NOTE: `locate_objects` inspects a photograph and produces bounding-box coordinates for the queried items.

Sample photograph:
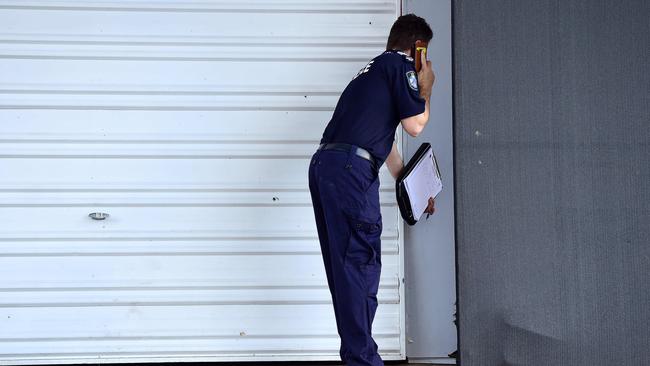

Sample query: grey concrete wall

[402,0,457,363]
[453,1,650,365]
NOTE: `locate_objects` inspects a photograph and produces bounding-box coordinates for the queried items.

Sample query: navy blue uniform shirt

[319,49,426,166]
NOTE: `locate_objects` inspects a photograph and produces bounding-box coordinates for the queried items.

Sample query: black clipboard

[395,142,442,226]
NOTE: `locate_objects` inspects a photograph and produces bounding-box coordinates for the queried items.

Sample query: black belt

[318,142,377,166]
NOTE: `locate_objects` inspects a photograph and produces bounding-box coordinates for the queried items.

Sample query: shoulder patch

[406,71,418,91]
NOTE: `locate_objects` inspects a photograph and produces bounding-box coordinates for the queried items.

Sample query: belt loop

[344,144,356,169]
[311,148,320,165]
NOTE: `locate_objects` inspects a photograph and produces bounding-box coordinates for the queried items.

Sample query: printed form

[403,148,443,221]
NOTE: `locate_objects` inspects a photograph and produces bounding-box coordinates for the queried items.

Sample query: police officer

[308,14,436,366]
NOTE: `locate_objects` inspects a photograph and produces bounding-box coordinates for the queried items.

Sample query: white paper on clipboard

[402,147,442,221]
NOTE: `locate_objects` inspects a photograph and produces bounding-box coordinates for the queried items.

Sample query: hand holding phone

[413,40,427,72]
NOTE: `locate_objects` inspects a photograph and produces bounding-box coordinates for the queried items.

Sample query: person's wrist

[420,89,431,100]
[395,166,404,179]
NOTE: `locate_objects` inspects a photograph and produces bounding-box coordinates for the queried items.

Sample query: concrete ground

[130,362,452,366]
[194,364,449,366]
[104,362,453,366]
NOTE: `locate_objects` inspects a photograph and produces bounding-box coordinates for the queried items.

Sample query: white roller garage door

[0,1,405,364]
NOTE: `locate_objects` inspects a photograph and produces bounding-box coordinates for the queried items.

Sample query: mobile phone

[413,40,427,72]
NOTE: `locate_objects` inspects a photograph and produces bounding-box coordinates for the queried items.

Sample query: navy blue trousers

[308,145,384,366]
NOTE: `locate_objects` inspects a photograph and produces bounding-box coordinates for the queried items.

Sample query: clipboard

[395,142,442,226]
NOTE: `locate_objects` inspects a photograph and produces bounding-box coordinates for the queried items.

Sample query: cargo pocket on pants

[343,214,382,266]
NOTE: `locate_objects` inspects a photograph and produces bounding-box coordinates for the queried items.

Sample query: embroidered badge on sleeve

[406,71,418,91]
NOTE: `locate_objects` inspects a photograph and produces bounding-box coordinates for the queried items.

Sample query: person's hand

[417,50,435,94]
[425,197,436,216]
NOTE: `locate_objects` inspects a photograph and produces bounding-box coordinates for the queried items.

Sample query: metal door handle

[88,212,110,220]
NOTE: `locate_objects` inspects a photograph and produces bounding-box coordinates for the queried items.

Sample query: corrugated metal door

[0,1,405,364]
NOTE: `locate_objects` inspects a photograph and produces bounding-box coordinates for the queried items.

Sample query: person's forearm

[386,142,404,180]
[418,89,431,129]
[420,84,431,101]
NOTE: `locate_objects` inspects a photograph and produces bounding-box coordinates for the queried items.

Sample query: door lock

[88,212,110,220]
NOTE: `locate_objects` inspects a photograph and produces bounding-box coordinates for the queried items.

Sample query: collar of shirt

[383,49,414,62]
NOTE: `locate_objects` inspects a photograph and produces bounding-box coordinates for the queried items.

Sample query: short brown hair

[385,13,433,51]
